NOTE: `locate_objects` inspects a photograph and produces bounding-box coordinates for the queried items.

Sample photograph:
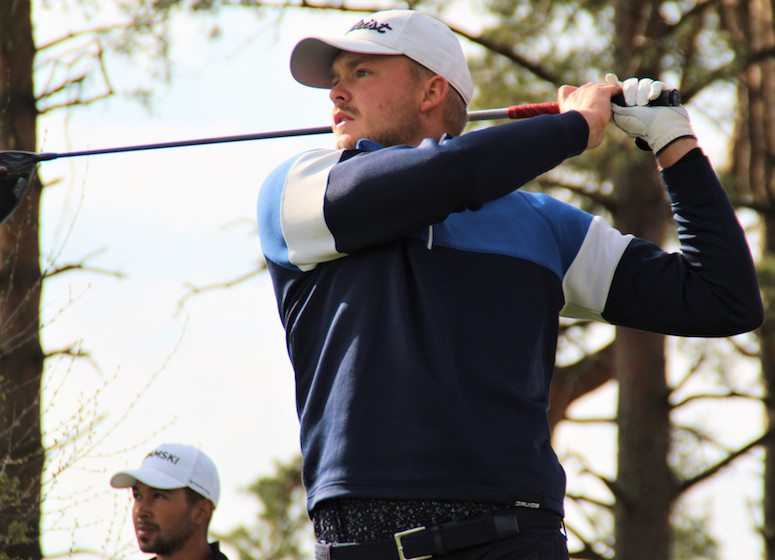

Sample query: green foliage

[0,470,36,559]
[218,454,314,560]
[671,509,719,560]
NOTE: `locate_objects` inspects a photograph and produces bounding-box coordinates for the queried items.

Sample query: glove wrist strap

[654,134,696,156]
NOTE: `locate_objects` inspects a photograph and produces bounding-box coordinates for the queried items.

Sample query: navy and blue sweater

[257,111,763,515]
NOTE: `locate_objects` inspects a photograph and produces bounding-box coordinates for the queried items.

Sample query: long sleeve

[258,112,589,271]
[599,154,763,336]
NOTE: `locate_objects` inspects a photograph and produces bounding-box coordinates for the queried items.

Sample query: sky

[23,3,765,559]
[34,6,340,558]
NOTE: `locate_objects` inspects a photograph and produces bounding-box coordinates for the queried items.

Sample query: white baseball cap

[290,9,474,106]
[110,443,220,507]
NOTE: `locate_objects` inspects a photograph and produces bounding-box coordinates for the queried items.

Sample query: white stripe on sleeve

[282,150,347,271]
[561,216,633,321]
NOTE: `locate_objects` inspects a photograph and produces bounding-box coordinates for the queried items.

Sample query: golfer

[257,9,763,560]
[110,443,228,560]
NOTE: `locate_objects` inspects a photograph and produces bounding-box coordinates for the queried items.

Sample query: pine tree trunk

[609,154,674,559]
[726,0,775,556]
[613,329,672,559]
[0,1,44,558]
[760,300,775,560]
[608,0,681,553]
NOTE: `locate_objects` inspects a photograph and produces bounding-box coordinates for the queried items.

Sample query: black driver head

[0,151,41,225]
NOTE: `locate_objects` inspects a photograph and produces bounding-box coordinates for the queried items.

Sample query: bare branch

[565,491,615,510]
[678,429,775,494]
[673,422,721,450]
[221,1,561,82]
[563,416,616,424]
[35,23,133,53]
[562,503,613,560]
[175,265,266,314]
[38,71,89,101]
[727,335,761,358]
[43,247,126,281]
[566,540,611,560]
[673,389,762,409]
[38,91,115,115]
[669,346,707,400]
[534,176,617,211]
[43,344,92,362]
[447,25,559,85]
[561,451,619,502]
[36,39,115,114]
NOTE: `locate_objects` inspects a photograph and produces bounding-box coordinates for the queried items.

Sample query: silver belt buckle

[394,526,432,560]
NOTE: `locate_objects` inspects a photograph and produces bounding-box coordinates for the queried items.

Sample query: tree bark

[608,0,680,554]
[613,328,673,560]
[725,0,775,556]
[609,121,674,559]
[760,296,775,560]
[0,1,44,558]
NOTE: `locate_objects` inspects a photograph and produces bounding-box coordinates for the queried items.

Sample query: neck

[157,539,212,560]
[416,113,448,145]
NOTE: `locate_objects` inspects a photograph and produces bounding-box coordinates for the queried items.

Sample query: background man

[257,9,762,560]
[110,443,227,560]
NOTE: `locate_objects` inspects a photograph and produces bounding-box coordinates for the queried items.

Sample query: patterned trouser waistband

[311,498,515,544]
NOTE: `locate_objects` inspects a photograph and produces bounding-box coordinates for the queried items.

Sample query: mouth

[135,522,159,539]
[333,111,354,128]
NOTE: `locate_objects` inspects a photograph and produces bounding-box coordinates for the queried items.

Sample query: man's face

[329,52,426,149]
[132,482,195,555]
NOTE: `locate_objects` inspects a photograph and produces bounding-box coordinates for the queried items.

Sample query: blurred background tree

[216,455,313,560]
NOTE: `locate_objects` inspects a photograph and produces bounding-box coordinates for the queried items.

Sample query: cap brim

[290,37,402,89]
[110,468,186,491]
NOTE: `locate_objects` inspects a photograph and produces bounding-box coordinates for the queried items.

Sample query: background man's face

[132,483,195,555]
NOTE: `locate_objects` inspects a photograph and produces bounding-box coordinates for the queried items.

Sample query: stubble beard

[335,104,424,150]
[136,513,195,555]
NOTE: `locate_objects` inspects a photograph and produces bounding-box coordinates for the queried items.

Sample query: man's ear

[420,75,449,114]
[192,498,215,526]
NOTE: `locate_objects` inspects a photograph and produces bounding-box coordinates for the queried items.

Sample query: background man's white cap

[290,9,474,106]
[110,443,220,507]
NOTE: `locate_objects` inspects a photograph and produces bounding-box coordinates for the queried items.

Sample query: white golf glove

[605,73,695,154]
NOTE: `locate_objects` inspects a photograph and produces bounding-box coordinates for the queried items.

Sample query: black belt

[314,508,562,560]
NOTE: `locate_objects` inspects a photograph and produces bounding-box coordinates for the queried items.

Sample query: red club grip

[506,102,560,119]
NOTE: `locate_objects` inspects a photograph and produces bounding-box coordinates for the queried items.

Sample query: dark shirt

[150,541,228,560]
[210,542,229,560]
[257,112,763,516]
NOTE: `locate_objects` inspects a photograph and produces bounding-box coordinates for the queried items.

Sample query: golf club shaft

[1,91,683,225]
[35,102,561,163]
[34,90,681,162]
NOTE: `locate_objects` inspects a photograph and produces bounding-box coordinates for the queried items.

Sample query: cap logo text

[147,450,180,464]
[348,19,392,34]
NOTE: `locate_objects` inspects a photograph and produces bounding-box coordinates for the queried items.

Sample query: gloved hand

[605,73,695,154]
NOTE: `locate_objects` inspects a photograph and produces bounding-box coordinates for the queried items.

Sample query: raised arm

[259,111,590,269]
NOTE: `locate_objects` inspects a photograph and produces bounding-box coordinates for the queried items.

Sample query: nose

[133,497,150,519]
[329,80,349,104]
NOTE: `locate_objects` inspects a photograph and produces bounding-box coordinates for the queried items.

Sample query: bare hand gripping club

[0,90,680,225]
